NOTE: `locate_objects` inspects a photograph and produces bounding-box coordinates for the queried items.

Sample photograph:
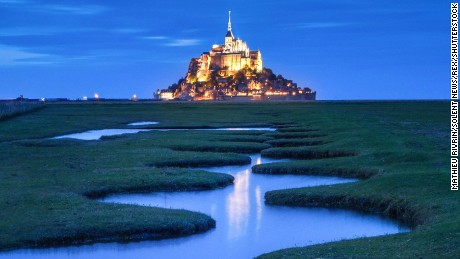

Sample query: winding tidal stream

[2,154,409,259]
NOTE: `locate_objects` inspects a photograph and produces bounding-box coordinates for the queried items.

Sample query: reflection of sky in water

[51,127,275,140]
[2,154,409,259]
[127,121,159,126]
[52,129,152,140]
[211,128,275,131]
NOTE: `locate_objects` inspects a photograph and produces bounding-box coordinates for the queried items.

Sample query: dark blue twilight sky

[0,0,450,100]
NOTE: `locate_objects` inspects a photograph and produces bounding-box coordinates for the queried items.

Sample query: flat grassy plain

[0,101,456,258]
[0,101,44,121]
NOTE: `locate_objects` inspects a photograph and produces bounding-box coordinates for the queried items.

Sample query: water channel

[52,126,276,141]
[2,153,409,259]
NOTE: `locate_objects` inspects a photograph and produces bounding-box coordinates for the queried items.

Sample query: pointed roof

[225,11,234,38]
[226,30,234,38]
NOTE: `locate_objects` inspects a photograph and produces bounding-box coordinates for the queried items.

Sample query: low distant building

[159,90,174,100]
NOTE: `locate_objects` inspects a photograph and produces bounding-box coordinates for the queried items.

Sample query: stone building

[186,11,263,83]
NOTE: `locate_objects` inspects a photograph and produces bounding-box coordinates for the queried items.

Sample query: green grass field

[0,101,456,258]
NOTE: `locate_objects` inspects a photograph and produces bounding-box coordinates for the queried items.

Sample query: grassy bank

[0,101,456,258]
[253,101,456,258]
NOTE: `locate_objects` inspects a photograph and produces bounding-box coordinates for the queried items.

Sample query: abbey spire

[225,11,234,40]
[228,11,232,32]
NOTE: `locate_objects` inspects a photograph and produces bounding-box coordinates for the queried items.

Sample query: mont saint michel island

[156,12,316,101]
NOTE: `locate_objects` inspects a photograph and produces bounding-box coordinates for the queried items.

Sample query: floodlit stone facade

[186,11,263,83]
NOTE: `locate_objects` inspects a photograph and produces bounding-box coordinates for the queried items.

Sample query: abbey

[157,12,316,101]
[186,11,263,83]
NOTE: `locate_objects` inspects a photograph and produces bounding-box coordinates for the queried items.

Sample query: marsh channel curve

[3,127,409,259]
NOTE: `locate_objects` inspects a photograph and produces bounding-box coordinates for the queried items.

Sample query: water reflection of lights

[226,157,270,239]
[255,186,263,232]
[254,154,264,231]
[256,156,262,165]
[226,169,250,240]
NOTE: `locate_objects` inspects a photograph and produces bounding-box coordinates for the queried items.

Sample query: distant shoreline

[0,99,449,104]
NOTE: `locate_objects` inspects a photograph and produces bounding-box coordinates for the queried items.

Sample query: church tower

[225,11,234,46]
